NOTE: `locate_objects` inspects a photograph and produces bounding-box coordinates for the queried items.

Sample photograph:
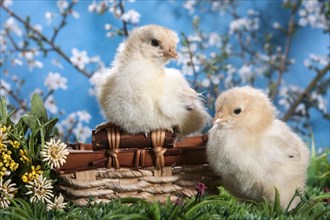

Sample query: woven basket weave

[57,124,219,206]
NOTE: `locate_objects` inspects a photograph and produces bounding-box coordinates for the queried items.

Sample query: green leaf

[20,114,38,130]
[273,188,282,216]
[0,96,8,123]
[30,93,48,123]
[150,202,161,220]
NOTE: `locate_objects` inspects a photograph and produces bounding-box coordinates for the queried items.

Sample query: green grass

[1,143,329,220]
[0,184,329,220]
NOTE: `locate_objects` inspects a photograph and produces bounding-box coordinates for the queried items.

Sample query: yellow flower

[9,140,20,149]
[21,165,44,183]
[19,149,30,163]
[22,174,28,183]
[0,125,7,132]
[0,126,8,148]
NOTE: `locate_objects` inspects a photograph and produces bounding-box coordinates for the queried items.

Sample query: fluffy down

[207,86,309,210]
[96,25,211,135]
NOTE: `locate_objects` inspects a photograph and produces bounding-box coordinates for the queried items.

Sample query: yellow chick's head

[213,86,277,132]
[122,25,179,65]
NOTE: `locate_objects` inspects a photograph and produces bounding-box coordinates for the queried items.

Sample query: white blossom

[28,60,43,71]
[70,48,90,70]
[296,103,306,116]
[71,10,80,19]
[298,0,329,30]
[61,113,77,128]
[210,75,220,85]
[88,1,98,12]
[26,175,53,203]
[208,32,222,47]
[45,12,55,25]
[4,17,22,36]
[31,88,44,96]
[57,0,69,13]
[273,22,280,29]
[188,34,202,42]
[104,23,112,30]
[311,92,327,113]
[177,51,200,76]
[41,138,69,169]
[33,24,43,32]
[51,59,64,69]
[201,78,210,87]
[45,95,58,114]
[229,17,259,34]
[89,55,101,63]
[10,109,25,124]
[73,123,92,143]
[0,178,17,208]
[47,194,67,211]
[183,0,196,14]
[76,111,91,123]
[3,0,13,7]
[303,59,311,68]
[238,64,254,83]
[11,58,23,66]
[120,9,141,24]
[278,98,290,110]
[247,9,259,16]
[0,79,11,97]
[44,72,68,91]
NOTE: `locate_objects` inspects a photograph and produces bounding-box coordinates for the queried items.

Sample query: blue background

[1,0,329,148]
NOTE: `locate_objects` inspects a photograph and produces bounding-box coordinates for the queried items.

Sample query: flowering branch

[118,0,129,37]
[50,1,75,43]
[0,3,92,78]
[282,62,330,121]
[270,1,301,100]
[0,84,27,111]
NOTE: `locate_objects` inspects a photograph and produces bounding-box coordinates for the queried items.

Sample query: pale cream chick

[96,25,211,135]
[207,86,309,210]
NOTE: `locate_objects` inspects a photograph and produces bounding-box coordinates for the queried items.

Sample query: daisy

[26,175,53,203]
[0,178,17,208]
[46,194,67,211]
[41,138,69,169]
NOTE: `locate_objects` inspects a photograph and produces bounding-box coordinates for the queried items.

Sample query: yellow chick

[207,86,310,210]
[96,25,211,135]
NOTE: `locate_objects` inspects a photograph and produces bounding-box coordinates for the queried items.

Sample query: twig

[0,84,27,111]
[182,34,199,86]
[282,63,330,121]
[1,4,92,78]
[51,1,75,43]
[6,30,20,51]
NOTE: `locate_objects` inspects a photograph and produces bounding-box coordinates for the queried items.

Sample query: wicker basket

[57,124,220,206]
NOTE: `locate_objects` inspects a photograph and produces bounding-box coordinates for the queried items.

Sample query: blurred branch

[0,84,27,111]
[282,62,330,121]
[0,3,93,78]
[270,1,301,100]
[182,34,199,86]
[50,1,75,43]
[118,0,129,37]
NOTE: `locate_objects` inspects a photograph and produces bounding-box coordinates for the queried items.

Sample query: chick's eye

[151,39,160,47]
[234,108,241,115]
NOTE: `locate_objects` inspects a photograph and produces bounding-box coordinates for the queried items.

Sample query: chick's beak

[213,118,223,125]
[212,111,224,124]
[163,48,178,59]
